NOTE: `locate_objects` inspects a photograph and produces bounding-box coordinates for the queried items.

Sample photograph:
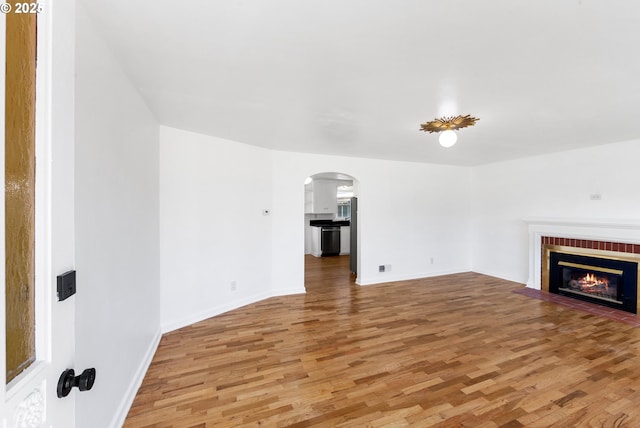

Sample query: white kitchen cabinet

[304,183,313,214]
[305,179,337,214]
[340,226,350,255]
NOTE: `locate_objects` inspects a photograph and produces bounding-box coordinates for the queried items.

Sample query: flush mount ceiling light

[419,114,479,148]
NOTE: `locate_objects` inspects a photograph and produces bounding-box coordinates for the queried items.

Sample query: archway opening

[303,172,359,292]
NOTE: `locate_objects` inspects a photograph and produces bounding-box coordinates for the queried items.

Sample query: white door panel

[1,1,77,426]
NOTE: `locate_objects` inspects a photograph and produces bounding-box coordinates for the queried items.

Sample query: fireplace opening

[548,250,638,314]
[559,262,621,304]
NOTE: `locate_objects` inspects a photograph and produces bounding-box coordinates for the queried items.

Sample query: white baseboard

[161,287,306,334]
[269,287,306,298]
[356,268,469,286]
[109,329,162,428]
[470,268,526,285]
[356,269,527,287]
[108,287,305,427]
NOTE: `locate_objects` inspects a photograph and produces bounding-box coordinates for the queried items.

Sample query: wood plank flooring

[124,256,640,427]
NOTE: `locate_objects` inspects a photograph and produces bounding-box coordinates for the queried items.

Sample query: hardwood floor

[124,256,640,427]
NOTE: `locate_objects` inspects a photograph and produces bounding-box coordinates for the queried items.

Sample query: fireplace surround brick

[542,236,640,255]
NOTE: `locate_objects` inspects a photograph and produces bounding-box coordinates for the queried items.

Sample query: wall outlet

[230,281,237,291]
[430,257,434,265]
[379,265,385,272]
[590,193,602,200]
[385,264,392,272]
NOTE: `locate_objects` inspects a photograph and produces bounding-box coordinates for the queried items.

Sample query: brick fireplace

[541,236,640,314]
[525,218,640,314]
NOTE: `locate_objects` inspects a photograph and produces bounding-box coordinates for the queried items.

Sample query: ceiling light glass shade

[439,130,457,147]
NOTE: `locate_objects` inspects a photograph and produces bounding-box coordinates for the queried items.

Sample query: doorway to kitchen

[303,172,359,290]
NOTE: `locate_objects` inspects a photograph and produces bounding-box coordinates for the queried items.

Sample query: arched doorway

[303,172,359,290]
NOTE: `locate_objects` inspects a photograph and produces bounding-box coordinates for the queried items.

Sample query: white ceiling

[80,0,640,166]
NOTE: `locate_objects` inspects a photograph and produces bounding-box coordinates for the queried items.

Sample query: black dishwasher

[321,226,341,256]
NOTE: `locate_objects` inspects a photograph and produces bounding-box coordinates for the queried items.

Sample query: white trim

[109,329,162,428]
[471,268,524,285]
[5,363,46,401]
[523,217,640,229]
[34,0,55,365]
[356,268,470,286]
[0,8,7,397]
[161,288,305,333]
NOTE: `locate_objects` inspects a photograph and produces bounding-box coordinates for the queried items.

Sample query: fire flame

[580,273,608,290]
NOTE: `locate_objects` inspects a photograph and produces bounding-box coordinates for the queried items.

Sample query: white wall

[160,127,472,330]
[159,126,275,332]
[471,139,640,283]
[75,6,160,428]
[272,151,472,288]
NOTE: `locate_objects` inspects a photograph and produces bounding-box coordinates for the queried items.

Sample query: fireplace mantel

[523,217,640,289]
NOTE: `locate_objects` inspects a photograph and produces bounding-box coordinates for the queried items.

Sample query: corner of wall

[160,288,305,334]
[108,329,162,428]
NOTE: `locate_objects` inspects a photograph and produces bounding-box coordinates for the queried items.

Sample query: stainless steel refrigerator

[350,197,357,274]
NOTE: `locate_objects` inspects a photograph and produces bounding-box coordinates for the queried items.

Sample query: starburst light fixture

[419,114,479,148]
